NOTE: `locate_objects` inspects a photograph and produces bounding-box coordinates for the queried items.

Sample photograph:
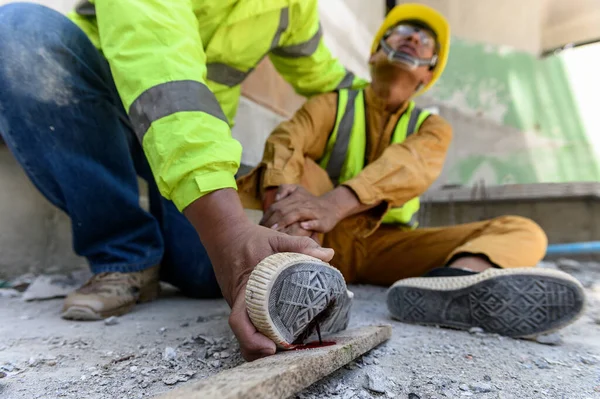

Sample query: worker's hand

[184,188,334,361]
[223,222,333,360]
[260,185,344,234]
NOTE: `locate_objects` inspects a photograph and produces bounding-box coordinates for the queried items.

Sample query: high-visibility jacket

[319,89,430,228]
[69,0,365,211]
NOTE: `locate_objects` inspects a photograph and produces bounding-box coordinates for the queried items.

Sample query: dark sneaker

[387,267,586,337]
[246,253,353,349]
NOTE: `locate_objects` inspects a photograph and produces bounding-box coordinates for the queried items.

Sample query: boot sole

[387,268,586,337]
[246,253,351,349]
[61,281,160,321]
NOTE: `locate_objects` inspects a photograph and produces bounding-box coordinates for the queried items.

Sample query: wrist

[184,188,251,250]
[323,186,361,221]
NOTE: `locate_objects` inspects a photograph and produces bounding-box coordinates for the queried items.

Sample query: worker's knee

[493,215,548,262]
[0,4,86,105]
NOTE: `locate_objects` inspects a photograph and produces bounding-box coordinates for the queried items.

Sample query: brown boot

[61,265,160,320]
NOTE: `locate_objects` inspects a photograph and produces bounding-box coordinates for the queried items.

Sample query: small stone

[28,357,40,367]
[470,383,493,393]
[163,347,177,361]
[162,374,180,386]
[104,316,119,326]
[194,335,215,345]
[19,315,32,320]
[363,373,388,394]
[408,394,421,399]
[91,371,99,377]
[459,384,470,391]
[0,371,6,378]
[219,351,231,359]
[81,375,87,381]
[536,333,563,346]
[130,366,138,372]
[468,327,484,334]
[210,360,221,368]
[483,375,492,382]
[533,358,550,369]
[1,363,15,372]
[180,322,190,328]
[159,327,167,333]
[580,356,598,365]
[47,360,57,367]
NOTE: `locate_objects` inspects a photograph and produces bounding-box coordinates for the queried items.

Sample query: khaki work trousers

[238,159,548,286]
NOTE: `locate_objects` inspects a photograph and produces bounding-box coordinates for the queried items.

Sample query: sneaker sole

[387,268,586,337]
[246,252,351,349]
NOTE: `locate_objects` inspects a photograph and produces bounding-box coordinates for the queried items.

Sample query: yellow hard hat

[371,3,450,96]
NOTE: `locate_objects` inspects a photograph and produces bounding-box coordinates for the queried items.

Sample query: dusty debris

[580,355,598,365]
[459,383,470,391]
[535,332,563,346]
[8,273,36,292]
[470,382,494,393]
[104,316,119,326]
[556,258,581,273]
[0,288,20,298]
[22,271,90,301]
[363,370,389,394]
[163,347,177,361]
[533,358,551,369]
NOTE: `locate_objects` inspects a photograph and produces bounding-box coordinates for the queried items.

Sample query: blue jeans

[0,3,221,298]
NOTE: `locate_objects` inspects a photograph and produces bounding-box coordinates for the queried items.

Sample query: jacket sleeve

[94,0,242,212]
[260,93,338,188]
[268,0,367,97]
[343,114,453,207]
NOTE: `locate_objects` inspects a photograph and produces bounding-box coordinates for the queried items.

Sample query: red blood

[291,341,336,350]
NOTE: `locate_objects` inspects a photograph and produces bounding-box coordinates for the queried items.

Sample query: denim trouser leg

[0,3,220,298]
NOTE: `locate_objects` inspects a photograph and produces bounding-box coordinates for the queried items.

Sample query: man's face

[384,23,436,60]
[370,21,437,88]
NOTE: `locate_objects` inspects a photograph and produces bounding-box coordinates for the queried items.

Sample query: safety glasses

[387,24,437,51]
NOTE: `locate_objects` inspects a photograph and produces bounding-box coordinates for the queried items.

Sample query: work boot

[387,267,586,338]
[246,253,353,349]
[61,265,160,321]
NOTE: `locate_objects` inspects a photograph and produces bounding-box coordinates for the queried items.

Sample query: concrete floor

[1,261,600,399]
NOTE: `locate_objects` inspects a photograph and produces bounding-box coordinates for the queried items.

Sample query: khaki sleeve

[343,114,452,206]
[261,92,338,188]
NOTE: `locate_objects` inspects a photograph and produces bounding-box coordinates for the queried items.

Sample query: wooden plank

[154,325,392,399]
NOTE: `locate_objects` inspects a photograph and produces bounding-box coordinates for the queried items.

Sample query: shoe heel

[138,281,160,303]
[246,252,345,349]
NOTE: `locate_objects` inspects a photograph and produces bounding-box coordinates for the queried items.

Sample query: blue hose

[546,241,600,255]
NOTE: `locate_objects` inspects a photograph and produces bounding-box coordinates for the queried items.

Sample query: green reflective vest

[319,89,430,228]
[69,0,366,211]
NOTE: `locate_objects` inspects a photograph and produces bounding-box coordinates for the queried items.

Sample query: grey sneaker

[246,253,353,349]
[387,267,586,338]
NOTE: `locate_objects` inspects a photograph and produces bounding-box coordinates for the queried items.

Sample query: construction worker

[0,1,364,361]
[238,4,585,338]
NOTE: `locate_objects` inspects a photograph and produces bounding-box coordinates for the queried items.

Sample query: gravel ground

[1,260,599,399]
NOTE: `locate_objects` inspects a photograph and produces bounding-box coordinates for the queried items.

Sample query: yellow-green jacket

[69,0,365,211]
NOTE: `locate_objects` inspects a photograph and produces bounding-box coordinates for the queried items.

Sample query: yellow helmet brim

[371,3,450,96]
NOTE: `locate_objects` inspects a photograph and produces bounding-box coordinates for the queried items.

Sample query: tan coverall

[237,86,548,285]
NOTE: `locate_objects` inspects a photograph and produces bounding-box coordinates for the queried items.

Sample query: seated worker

[238,3,586,338]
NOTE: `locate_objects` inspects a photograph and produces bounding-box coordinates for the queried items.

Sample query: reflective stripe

[129,80,227,142]
[406,106,421,137]
[271,25,323,58]
[207,7,290,87]
[270,7,289,49]
[336,71,355,89]
[75,0,96,16]
[326,89,359,185]
[206,63,250,88]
